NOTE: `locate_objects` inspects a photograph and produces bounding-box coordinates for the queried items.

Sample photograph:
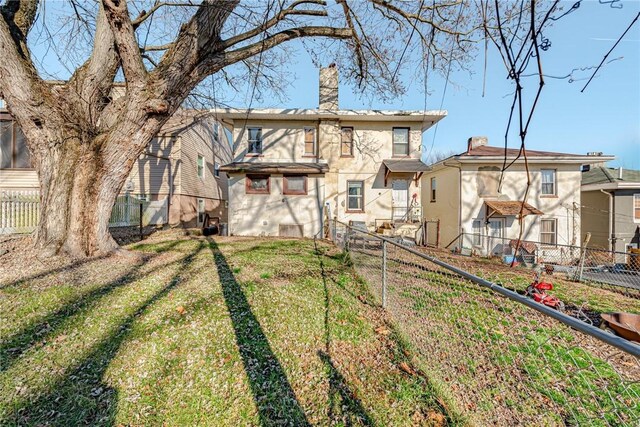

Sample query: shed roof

[220,162,328,174]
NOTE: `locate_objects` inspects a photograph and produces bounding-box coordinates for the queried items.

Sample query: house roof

[434,145,614,166]
[485,200,544,217]
[220,162,329,174]
[582,166,640,185]
[382,159,430,173]
[581,166,640,191]
[211,108,447,132]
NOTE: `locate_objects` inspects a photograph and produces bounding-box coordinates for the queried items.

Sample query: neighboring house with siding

[581,166,640,254]
[0,105,231,228]
[217,66,445,238]
[421,137,613,255]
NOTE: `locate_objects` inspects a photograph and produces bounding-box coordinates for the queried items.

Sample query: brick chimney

[467,136,488,153]
[319,65,338,110]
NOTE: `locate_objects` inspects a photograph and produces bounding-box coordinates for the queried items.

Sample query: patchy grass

[0,234,450,426]
[348,246,640,426]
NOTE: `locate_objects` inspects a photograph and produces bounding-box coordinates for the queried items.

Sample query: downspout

[600,189,613,252]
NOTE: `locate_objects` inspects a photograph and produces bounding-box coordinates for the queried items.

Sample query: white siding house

[421,137,614,254]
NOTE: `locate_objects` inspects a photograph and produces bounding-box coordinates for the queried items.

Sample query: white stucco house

[217,66,445,238]
[421,137,614,255]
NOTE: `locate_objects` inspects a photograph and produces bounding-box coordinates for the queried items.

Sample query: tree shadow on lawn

[207,238,311,426]
[5,241,205,426]
[314,239,375,426]
[0,240,184,373]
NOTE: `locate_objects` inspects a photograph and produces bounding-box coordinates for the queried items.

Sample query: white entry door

[487,218,504,255]
[392,179,409,221]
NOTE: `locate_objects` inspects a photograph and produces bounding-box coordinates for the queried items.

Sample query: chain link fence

[329,220,640,426]
[456,233,640,292]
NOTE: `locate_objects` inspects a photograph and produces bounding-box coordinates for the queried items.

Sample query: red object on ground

[525,276,565,311]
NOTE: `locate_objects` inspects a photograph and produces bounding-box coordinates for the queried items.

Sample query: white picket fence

[109,195,169,227]
[0,190,40,234]
[0,191,168,235]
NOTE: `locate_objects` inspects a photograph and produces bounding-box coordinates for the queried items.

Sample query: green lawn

[0,235,451,426]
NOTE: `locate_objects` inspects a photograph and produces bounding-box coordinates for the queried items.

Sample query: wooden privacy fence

[0,190,40,234]
[1,192,168,235]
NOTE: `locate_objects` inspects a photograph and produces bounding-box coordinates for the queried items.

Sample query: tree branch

[222,0,328,49]
[223,26,352,67]
[102,0,147,85]
[0,0,39,39]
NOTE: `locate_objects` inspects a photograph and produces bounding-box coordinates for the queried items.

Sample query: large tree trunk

[33,129,152,258]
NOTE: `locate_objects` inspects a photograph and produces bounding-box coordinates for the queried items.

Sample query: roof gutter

[582,182,640,191]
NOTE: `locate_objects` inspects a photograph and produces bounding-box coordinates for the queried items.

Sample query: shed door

[392,179,409,220]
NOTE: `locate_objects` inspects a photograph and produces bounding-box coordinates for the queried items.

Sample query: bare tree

[0,0,525,257]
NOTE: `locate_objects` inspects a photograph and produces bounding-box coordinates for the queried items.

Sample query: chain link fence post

[382,240,387,308]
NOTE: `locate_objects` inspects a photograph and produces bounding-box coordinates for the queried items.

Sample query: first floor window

[248,127,262,154]
[472,220,483,246]
[246,174,270,194]
[197,154,204,178]
[392,127,409,157]
[198,199,205,225]
[283,175,307,195]
[540,218,557,245]
[541,169,556,195]
[347,181,364,211]
[341,127,353,157]
[0,120,31,169]
[634,194,640,222]
[304,127,316,156]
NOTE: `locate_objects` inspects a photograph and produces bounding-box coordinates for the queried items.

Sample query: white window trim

[197,198,205,226]
[540,218,557,246]
[540,169,556,196]
[197,154,205,179]
[472,219,483,246]
[214,161,220,178]
[633,193,640,223]
[248,127,262,154]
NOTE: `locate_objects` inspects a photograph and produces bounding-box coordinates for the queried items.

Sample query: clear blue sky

[236,0,640,169]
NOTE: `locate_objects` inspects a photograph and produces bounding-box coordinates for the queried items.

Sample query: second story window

[197,154,205,179]
[0,120,31,169]
[430,177,437,202]
[541,169,556,195]
[393,127,409,157]
[214,161,220,177]
[634,194,640,223]
[304,127,316,156]
[248,127,262,154]
[341,127,353,157]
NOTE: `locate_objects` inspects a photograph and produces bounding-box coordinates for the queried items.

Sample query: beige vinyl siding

[178,119,231,201]
[126,157,173,196]
[0,169,39,190]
